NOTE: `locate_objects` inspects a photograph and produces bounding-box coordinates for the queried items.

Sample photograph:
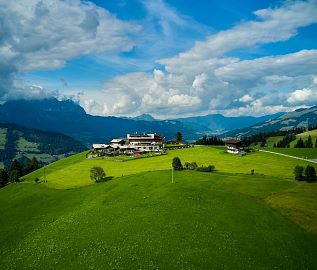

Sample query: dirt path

[259,149,317,164]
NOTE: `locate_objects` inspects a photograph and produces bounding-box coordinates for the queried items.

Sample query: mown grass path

[259,149,317,163]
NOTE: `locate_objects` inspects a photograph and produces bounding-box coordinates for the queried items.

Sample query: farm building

[226,139,248,154]
[127,133,164,151]
[91,133,165,157]
[111,139,126,146]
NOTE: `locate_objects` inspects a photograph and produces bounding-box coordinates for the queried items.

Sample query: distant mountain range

[0,99,285,145]
[173,113,283,134]
[0,99,195,145]
[1,98,315,146]
[224,106,317,138]
[0,123,86,168]
[129,112,283,135]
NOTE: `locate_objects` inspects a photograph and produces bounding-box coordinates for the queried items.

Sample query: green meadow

[262,129,317,158]
[1,146,317,269]
[23,146,317,189]
[261,147,317,159]
[290,129,317,147]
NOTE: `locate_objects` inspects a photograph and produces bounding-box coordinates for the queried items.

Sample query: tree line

[273,133,296,148]
[294,165,316,181]
[172,157,215,172]
[0,157,40,188]
[293,135,317,148]
[195,135,225,146]
[272,134,317,148]
[244,127,307,146]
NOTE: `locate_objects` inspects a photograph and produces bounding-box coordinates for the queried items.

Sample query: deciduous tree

[90,167,106,182]
[294,165,304,180]
[172,157,183,170]
[304,165,316,180]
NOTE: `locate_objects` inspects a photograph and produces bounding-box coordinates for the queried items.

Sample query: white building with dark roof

[127,133,164,152]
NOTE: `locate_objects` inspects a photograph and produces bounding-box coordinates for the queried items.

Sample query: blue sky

[1,0,317,117]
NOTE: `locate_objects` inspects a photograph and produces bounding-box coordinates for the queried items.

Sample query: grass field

[261,147,317,159]
[1,146,317,269]
[1,170,317,269]
[23,146,317,189]
[261,129,317,158]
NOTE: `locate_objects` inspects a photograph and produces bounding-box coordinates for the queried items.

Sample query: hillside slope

[225,106,317,138]
[1,148,317,268]
[0,123,86,168]
[24,146,317,189]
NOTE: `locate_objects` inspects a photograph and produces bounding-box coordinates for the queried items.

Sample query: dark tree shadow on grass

[96,176,114,183]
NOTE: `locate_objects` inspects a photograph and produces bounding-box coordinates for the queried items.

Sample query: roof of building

[127,133,163,140]
[226,139,242,144]
[92,144,113,149]
[118,145,137,150]
[111,138,125,143]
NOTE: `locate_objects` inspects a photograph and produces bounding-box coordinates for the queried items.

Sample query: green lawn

[1,170,317,269]
[23,146,317,189]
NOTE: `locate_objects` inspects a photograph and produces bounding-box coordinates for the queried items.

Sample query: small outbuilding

[226,139,248,154]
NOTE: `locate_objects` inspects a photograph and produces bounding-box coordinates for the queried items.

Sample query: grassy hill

[23,146,317,188]
[260,129,317,159]
[0,123,87,168]
[289,129,317,147]
[1,146,317,269]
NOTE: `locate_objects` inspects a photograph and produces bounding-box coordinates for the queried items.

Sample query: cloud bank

[0,0,139,100]
[1,0,317,117]
[91,0,317,117]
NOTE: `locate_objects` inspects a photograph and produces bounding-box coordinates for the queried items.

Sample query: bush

[196,165,215,172]
[0,169,8,187]
[294,165,304,180]
[304,165,316,181]
[172,157,183,170]
[189,162,198,170]
[90,166,106,182]
[8,170,20,183]
[184,162,190,169]
[34,177,40,184]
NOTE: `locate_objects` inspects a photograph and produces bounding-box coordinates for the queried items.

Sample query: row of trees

[0,157,40,187]
[273,133,296,148]
[195,135,225,146]
[245,127,307,146]
[172,157,215,172]
[294,165,316,181]
[294,136,317,148]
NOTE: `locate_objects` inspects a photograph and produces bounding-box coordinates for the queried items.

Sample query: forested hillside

[0,123,87,168]
[224,106,317,138]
